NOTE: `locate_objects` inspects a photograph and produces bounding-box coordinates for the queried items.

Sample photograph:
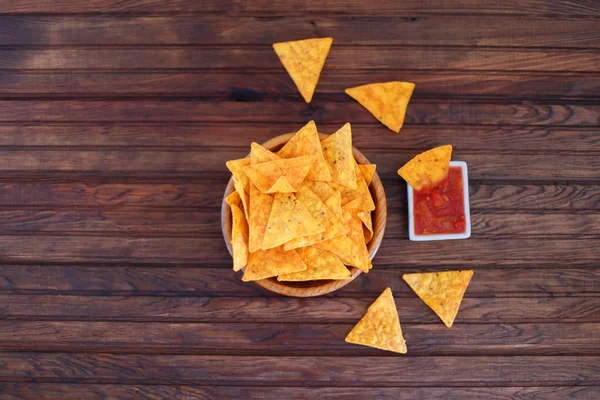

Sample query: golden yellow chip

[242,246,306,282]
[230,203,249,271]
[345,288,407,354]
[273,37,333,103]
[330,166,375,212]
[403,270,473,328]
[357,210,373,243]
[251,142,280,164]
[232,177,250,220]
[243,155,316,194]
[321,123,357,189]
[278,121,331,182]
[226,158,251,191]
[397,145,452,191]
[358,164,376,186]
[225,190,241,207]
[301,180,336,203]
[278,246,351,281]
[314,199,371,273]
[325,191,343,220]
[248,184,274,253]
[262,192,325,250]
[283,185,346,250]
[345,81,415,133]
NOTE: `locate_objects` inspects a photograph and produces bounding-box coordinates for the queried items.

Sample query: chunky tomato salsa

[413,166,466,235]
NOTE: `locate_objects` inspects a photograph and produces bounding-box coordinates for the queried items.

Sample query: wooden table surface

[0,1,599,399]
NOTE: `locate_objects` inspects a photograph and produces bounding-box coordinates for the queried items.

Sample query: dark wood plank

[1,72,598,99]
[0,235,596,266]
[1,266,596,297]
[1,296,597,323]
[0,124,597,153]
[2,384,598,400]
[0,149,596,182]
[2,47,599,72]
[0,100,596,127]
[0,181,598,211]
[0,0,596,16]
[0,209,219,236]
[2,16,599,48]
[0,353,597,385]
[0,321,596,356]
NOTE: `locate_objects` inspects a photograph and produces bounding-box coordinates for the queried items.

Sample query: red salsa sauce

[413,166,466,235]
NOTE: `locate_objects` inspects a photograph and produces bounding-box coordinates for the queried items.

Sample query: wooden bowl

[221,133,387,297]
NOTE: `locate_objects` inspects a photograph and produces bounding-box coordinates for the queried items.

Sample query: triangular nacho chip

[242,246,306,282]
[314,199,371,273]
[321,123,356,189]
[301,180,336,203]
[251,142,280,164]
[278,246,351,281]
[230,203,249,271]
[273,37,333,103]
[248,184,274,253]
[330,165,375,212]
[358,210,373,243]
[262,192,325,249]
[278,121,331,181]
[345,288,407,354]
[233,177,250,220]
[226,158,251,191]
[283,185,346,250]
[325,191,343,220]
[403,270,473,328]
[345,81,415,133]
[243,155,316,194]
[225,190,241,207]
[397,145,452,191]
[358,164,377,186]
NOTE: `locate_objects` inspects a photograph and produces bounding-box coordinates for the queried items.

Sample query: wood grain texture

[0,353,597,385]
[0,266,597,297]
[2,384,599,400]
[2,47,599,72]
[1,296,597,323]
[1,16,599,48]
[0,0,597,16]
[0,321,597,356]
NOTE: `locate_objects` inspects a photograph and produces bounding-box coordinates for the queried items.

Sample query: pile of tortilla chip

[225,120,377,282]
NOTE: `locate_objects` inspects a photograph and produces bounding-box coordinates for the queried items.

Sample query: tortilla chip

[248,184,274,253]
[321,123,357,189]
[403,270,473,328]
[230,204,249,271]
[283,185,346,250]
[345,82,415,133]
[251,142,280,164]
[278,246,351,281]
[345,288,407,354]
[233,177,250,220]
[226,158,251,191]
[225,190,241,207]
[243,155,316,194]
[358,210,373,243]
[330,165,375,212]
[273,37,333,103]
[278,121,331,181]
[302,180,336,203]
[325,191,343,220]
[242,246,306,282]
[397,145,452,191]
[358,164,377,186]
[261,192,325,250]
[314,199,371,273]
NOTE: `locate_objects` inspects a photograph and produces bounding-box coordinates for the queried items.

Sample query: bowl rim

[221,132,387,297]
